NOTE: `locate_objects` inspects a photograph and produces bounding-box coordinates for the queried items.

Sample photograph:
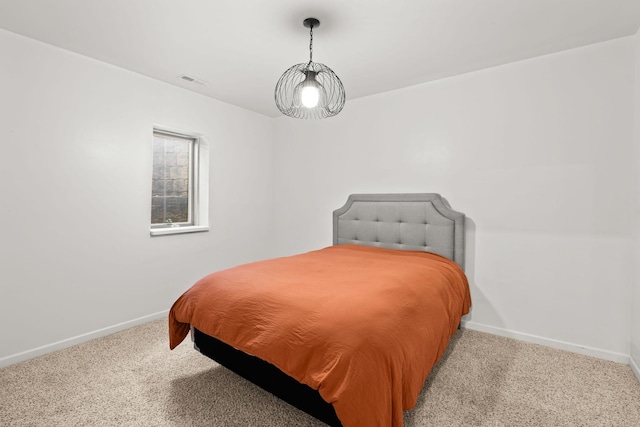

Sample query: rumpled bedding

[169,244,471,427]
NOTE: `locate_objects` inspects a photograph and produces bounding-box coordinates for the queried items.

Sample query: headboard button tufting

[332,193,465,270]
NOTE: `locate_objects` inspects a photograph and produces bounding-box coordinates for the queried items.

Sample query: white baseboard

[3,313,637,377]
[631,356,640,382]
[0,310,169,369]
[462,320,630,364]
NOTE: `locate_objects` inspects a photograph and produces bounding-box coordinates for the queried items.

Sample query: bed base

[193,328,343,427]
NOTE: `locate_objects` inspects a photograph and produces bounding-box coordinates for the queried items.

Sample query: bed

[169,193,470,427]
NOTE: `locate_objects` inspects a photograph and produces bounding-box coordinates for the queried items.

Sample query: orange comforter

[169,244,470,427]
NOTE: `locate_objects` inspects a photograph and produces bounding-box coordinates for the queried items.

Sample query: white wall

[2,26,637,368]
[0,29,274,365]
[632,29,640,376]
[274,37,635,361]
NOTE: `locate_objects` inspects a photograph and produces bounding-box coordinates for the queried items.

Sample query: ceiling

[1,0,640,118]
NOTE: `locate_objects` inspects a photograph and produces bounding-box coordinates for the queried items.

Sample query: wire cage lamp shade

[275,18,345,119]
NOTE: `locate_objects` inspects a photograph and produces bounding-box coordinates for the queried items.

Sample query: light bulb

[301,85,319,108]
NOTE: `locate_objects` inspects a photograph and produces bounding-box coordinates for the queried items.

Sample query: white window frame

[150,126,209,236]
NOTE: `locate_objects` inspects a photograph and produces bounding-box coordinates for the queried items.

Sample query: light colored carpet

[1,320,639,426]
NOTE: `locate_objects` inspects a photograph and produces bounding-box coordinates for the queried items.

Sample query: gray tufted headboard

[333,193,465,269]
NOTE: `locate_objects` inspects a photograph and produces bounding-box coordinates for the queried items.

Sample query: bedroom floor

[1,320,639,426]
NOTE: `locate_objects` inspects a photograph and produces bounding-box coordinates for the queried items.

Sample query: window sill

[150,225,209,236]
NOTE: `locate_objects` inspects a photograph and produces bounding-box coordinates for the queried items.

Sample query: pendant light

[275,18,346,119]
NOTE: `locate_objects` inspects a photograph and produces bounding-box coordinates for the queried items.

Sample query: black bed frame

[193,328,343,426]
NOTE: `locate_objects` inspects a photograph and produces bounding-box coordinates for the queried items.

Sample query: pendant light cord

[308,24,314,65]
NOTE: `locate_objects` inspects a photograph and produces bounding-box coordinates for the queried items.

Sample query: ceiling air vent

[178,74,207,85]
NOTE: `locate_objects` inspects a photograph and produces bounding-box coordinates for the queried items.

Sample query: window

[150,128,208,236]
